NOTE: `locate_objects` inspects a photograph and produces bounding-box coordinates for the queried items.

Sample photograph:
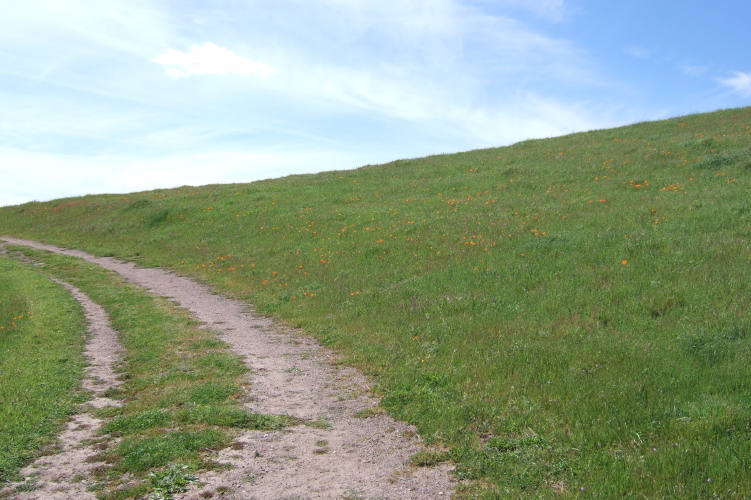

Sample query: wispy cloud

[471,0,566,22]
[153,43,276,78]
[233,0,608,137]
[679,63,709,76]
[719,72,751,98]
[3,0,606,142]
[508,0,566,22]
[0,0,635,206]
[624,45,651,59]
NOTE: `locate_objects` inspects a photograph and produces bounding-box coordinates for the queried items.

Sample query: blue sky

[2,0,750,207]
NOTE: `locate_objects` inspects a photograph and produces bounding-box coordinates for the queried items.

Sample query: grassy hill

[2,106,751,498]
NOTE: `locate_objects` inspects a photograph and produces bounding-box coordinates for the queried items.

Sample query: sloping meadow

[2,107,751,497]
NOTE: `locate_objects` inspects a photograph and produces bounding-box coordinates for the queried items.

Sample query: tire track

[0,243,124,499]
[0,237,455,499]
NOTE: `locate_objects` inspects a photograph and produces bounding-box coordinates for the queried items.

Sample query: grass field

[2,106,751,497]
[0,254,87,484]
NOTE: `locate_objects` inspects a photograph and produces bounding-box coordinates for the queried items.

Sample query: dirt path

[0,245,124,499]
[0,237,455,499]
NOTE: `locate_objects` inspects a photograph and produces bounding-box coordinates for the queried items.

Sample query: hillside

[2,106,751,497]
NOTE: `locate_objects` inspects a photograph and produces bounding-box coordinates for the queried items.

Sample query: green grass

[0,255,88,483]
[2,106,751,497]
[3,248,293,498]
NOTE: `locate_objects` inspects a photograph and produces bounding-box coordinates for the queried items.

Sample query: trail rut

[0,237,455,499]
[0,244,124,500]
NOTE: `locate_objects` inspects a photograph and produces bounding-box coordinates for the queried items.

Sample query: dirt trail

[0,244,124,499]
[0,237,455,499]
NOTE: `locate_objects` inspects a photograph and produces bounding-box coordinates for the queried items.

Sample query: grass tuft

[410,449,449,467]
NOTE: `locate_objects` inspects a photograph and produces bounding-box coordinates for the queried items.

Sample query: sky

[2,0,750,207]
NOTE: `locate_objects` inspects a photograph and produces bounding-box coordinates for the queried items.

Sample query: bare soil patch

[0,237,456,499]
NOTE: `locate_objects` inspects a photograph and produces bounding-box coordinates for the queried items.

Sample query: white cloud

[679,63,709,76]
[239,1,605,128]
[719,72,751,98]
[153,42,276,78]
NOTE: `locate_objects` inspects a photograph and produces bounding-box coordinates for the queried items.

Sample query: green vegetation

[2,106,751,497]
[0,255,87,483]
[3,248,293,498]
[147,464,197,500]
